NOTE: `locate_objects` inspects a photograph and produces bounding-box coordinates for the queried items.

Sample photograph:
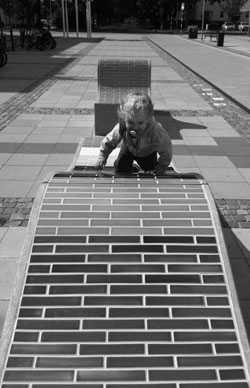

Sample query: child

[95,92,172,174]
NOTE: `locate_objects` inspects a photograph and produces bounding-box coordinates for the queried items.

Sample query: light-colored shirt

[98,116,173,169]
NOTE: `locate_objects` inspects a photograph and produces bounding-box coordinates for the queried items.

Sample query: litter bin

[188,30,198,39]
[217,31,224,47]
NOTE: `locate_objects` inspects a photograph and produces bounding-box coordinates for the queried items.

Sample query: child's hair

[118,92,154,121]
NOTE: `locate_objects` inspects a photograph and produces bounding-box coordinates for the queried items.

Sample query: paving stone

[0,301,10,337]
[0,227,27,257]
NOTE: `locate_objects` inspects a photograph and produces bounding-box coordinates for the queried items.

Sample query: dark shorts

[114,145,158,173]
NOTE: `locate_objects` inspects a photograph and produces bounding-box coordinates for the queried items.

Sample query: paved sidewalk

[0,37,98,198]
[148,33,250,113]
[0,32,250,356]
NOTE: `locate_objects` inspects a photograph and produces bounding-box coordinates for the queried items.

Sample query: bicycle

[40,29,57,49]
[0,49,7,66]
[23,28,56,50]
[22,29,38,50]
[0,35,7,67]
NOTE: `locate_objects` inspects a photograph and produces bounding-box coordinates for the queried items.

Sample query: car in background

[238,22,249,31]
[221,22,236,31]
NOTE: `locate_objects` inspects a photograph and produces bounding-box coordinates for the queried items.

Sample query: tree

[0,0,16,25]
[136,0,161,27]
[220,0,246,21]
[2,0,245,30]
[0,0,42,27]
[92,0,136,27]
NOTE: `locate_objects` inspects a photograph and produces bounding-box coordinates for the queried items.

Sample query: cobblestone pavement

[0,198,32,227]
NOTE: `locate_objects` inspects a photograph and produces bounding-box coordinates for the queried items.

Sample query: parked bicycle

[23,28,56,50]
[0,35,7,67]
[1,29,20,51]
[41,29,57,49]
[0,26,56,52]
[0,49,7,67]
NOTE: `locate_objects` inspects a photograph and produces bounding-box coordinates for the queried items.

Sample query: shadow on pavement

[95,105,207,138]
[222,226,250,343]
[0,37,102,94]
[155,110,207,140]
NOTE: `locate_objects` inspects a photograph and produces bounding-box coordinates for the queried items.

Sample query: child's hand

[148,165,166,175]
[95,158,106,171]
[154,167,166,175]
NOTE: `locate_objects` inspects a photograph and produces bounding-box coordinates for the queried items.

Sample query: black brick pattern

[97,59,151,103]
[1,172,250,387]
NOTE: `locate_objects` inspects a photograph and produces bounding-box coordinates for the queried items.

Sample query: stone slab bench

[95,58,151,136]
[204,31,219,41]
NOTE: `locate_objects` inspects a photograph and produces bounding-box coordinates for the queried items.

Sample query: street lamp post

[61,0,65,37]
[65,0,69,37]
[201,0,205,40]
[85,0,92,39]
[49,0,55,22]
[248,11,250,37]
[180,2,184,35]
[49,0,52,21]
[75,0,79,37]
[62,0,79,38]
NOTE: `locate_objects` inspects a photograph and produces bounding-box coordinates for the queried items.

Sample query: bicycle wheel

[51,38,57,49]
[14,36,23,49]
[24,36,32,50]
[0,50,7,67]
[42,36,52,49]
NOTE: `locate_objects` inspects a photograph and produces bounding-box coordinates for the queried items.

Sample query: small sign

[181,3,185,10]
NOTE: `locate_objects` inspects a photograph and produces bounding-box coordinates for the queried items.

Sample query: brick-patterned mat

[1,170,250,387]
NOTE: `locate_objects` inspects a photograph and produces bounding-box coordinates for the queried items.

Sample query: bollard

[9,29,15,51]
[217,31,224,47]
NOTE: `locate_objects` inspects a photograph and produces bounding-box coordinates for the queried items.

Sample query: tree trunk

[35,0,41,28]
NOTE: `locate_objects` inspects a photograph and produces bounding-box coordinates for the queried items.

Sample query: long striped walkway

[0,169,250,387]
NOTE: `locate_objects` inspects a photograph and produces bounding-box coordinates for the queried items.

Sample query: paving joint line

[25,107,94,115]
[24,107,217,116]
[50,75,97,82]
